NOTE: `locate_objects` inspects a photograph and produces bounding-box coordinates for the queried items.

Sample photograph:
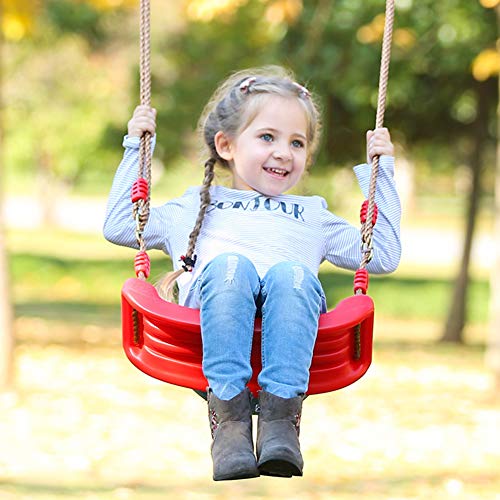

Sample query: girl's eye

[292,139,305,148]
[260,133,273,142]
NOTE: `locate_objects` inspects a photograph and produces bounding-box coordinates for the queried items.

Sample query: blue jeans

[194,253,325,400]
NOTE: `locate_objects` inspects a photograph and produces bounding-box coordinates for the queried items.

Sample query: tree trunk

[0,4,15,389]
[441,84,488,343]
[485,5,500,389]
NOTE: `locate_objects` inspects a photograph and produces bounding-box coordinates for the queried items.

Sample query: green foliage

[152,1,277,162]
[145,0,498,173]
[4,1,134,191]
[44,0,105,44]
[274,0,497,164]
[42,0,135,47]
[5,37,122,184]
[4,0,498,188]
[384,0,497,153]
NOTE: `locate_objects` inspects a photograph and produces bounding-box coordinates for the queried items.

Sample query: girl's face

[216,95,309,197]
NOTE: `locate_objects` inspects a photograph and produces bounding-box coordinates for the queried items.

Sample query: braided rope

[133,0,152,280]
[359,0,395,270]
[133,0,152,274]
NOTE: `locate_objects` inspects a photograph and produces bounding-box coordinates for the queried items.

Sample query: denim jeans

[194,253,325,400]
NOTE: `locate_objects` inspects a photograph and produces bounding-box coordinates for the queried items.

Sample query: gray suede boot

[207,388,260,481]
[256,390,304,477]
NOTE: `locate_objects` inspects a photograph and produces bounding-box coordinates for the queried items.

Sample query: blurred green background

[1,0,499,499]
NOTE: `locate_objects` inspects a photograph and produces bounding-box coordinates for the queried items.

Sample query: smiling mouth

[263,167,289,177]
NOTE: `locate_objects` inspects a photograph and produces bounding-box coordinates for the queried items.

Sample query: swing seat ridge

[121,277,374,396]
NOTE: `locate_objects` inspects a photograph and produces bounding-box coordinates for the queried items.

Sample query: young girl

[104,66,401,481]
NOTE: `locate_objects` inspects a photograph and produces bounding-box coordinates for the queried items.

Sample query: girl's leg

[256,261,323,477]
[198,253,261,400]
[258,261,323,397]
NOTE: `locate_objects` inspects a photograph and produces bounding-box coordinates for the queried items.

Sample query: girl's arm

[353,155,401,273]
[322,155,402,274]
[104,106,172,253]
[103,134,170,253]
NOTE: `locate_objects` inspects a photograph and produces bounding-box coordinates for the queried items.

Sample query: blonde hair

[158,65,322,301]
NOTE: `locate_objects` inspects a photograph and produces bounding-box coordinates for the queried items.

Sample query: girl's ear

[214,131,234,162]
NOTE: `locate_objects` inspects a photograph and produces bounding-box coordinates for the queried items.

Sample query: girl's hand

[128,105,157,138]
[366,127,394,164]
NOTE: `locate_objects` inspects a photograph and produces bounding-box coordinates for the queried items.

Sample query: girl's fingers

[369,140,391,149]
[133,115,156,125]
[369,147,391,156]
[369,130,390,142]
[133,106,157,120]
[368,128,392,145]
[134,104,154,112]
[367,128,392,162]
[128,105,157,136]
[368,144,394,158]
[128,119,156,137]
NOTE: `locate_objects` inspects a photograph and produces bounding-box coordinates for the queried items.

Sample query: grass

[1,227,498,499]
[9,252,490,333]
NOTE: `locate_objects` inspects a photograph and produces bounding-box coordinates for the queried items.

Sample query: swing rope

[359,0,395,275]
[132,0,395,287]
[133,0,153,279]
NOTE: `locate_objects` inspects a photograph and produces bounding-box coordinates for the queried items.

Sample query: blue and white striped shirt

[104,136,401,306]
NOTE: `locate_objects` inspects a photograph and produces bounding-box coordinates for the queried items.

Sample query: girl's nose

[272,146,292,161]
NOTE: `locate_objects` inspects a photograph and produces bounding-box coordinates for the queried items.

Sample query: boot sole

[213,467,260,481]
[258,459,302,478]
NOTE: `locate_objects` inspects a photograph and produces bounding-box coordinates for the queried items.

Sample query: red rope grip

[354,268,369,295]
[134,251,151,278]
[360,200,378,226]
[131,178,149,203]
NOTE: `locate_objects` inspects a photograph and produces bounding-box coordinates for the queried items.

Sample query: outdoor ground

[1,327,498,499]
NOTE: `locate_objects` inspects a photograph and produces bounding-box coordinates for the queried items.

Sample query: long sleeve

[322,155,401,274]
[103,135,171,254]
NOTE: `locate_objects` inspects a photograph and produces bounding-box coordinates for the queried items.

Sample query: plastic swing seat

[121,277,374,396]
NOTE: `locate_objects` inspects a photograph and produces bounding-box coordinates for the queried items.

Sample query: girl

[104,66,401,481]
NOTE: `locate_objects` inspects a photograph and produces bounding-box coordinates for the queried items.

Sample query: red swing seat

[121,277,374,396]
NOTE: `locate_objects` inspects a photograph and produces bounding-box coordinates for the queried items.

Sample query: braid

[185,157,216,261]
[155,157,215,302]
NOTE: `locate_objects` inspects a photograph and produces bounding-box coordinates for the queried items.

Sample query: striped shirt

[104,135,402,307]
